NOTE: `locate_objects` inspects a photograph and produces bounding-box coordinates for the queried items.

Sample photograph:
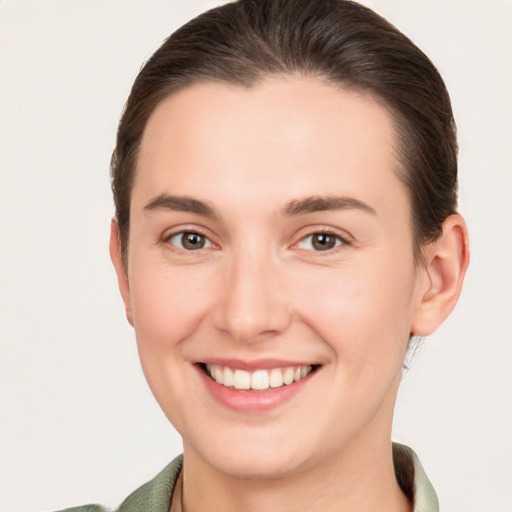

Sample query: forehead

[134,77,404,213]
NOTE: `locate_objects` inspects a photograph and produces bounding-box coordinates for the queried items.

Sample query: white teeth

[233,369,251,390]
[213,365,224,384]
[205,364,314,391]
[269,368,283,388]
[283,367,294,385]
[251,370,269,390]
[223,367,234,387]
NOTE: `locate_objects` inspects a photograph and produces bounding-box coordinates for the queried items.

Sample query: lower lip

[197,366,315,413]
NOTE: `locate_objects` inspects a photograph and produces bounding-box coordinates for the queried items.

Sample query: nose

[213,247,292,343]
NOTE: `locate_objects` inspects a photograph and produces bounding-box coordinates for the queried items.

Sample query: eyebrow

[283,196,377,216]
[144,194,216,216]
[143,194,376,218]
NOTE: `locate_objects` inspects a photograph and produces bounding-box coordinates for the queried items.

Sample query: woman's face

[114,77,431,478]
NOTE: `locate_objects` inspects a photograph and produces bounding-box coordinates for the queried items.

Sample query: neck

[180,435,411,512]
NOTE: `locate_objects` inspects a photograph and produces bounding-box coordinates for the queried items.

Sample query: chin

[185,430,315,480]
[208,449,306,480]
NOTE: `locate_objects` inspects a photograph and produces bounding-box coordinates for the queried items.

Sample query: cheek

[292,259,416,366]
[127,260,215,350]
[125,260,218,427]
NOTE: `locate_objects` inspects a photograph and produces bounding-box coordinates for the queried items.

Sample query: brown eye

[312,234,337,250]
[298,233,343,251]
[168,231,211,250]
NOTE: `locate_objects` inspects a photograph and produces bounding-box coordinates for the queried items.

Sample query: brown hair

[111,0,457,263]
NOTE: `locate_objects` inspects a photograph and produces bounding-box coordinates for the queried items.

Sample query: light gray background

[1,1,511,511]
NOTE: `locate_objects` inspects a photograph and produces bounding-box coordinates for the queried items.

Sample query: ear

[109,218,134,326]
[411,214,469,336]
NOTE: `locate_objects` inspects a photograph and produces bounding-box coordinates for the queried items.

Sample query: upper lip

[197,358,319,371]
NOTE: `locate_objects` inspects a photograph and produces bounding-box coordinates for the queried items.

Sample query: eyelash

[164,230,214,251]
[163,228,350,253]
[294,229,351,253]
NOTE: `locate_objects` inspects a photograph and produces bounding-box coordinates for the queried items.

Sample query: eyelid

[170,232,213,250]
[292,227,353,252]
[162,225,218,251]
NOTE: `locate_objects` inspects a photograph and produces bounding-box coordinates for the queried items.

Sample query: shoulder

[54,455,183,512]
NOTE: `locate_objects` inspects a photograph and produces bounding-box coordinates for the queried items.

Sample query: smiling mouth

[201,363,316,391]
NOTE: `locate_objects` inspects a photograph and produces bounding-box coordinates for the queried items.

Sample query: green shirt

[56,443,439,512]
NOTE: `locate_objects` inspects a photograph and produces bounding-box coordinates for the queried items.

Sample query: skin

[110,77,469,512]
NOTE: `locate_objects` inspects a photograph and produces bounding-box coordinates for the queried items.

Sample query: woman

[65,0,469,510]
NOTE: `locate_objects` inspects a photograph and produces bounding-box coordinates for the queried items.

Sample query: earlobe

[109,218,134,327]
[411,214,470,337]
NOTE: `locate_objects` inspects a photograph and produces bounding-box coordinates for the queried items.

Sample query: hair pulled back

[111,0,458,263]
